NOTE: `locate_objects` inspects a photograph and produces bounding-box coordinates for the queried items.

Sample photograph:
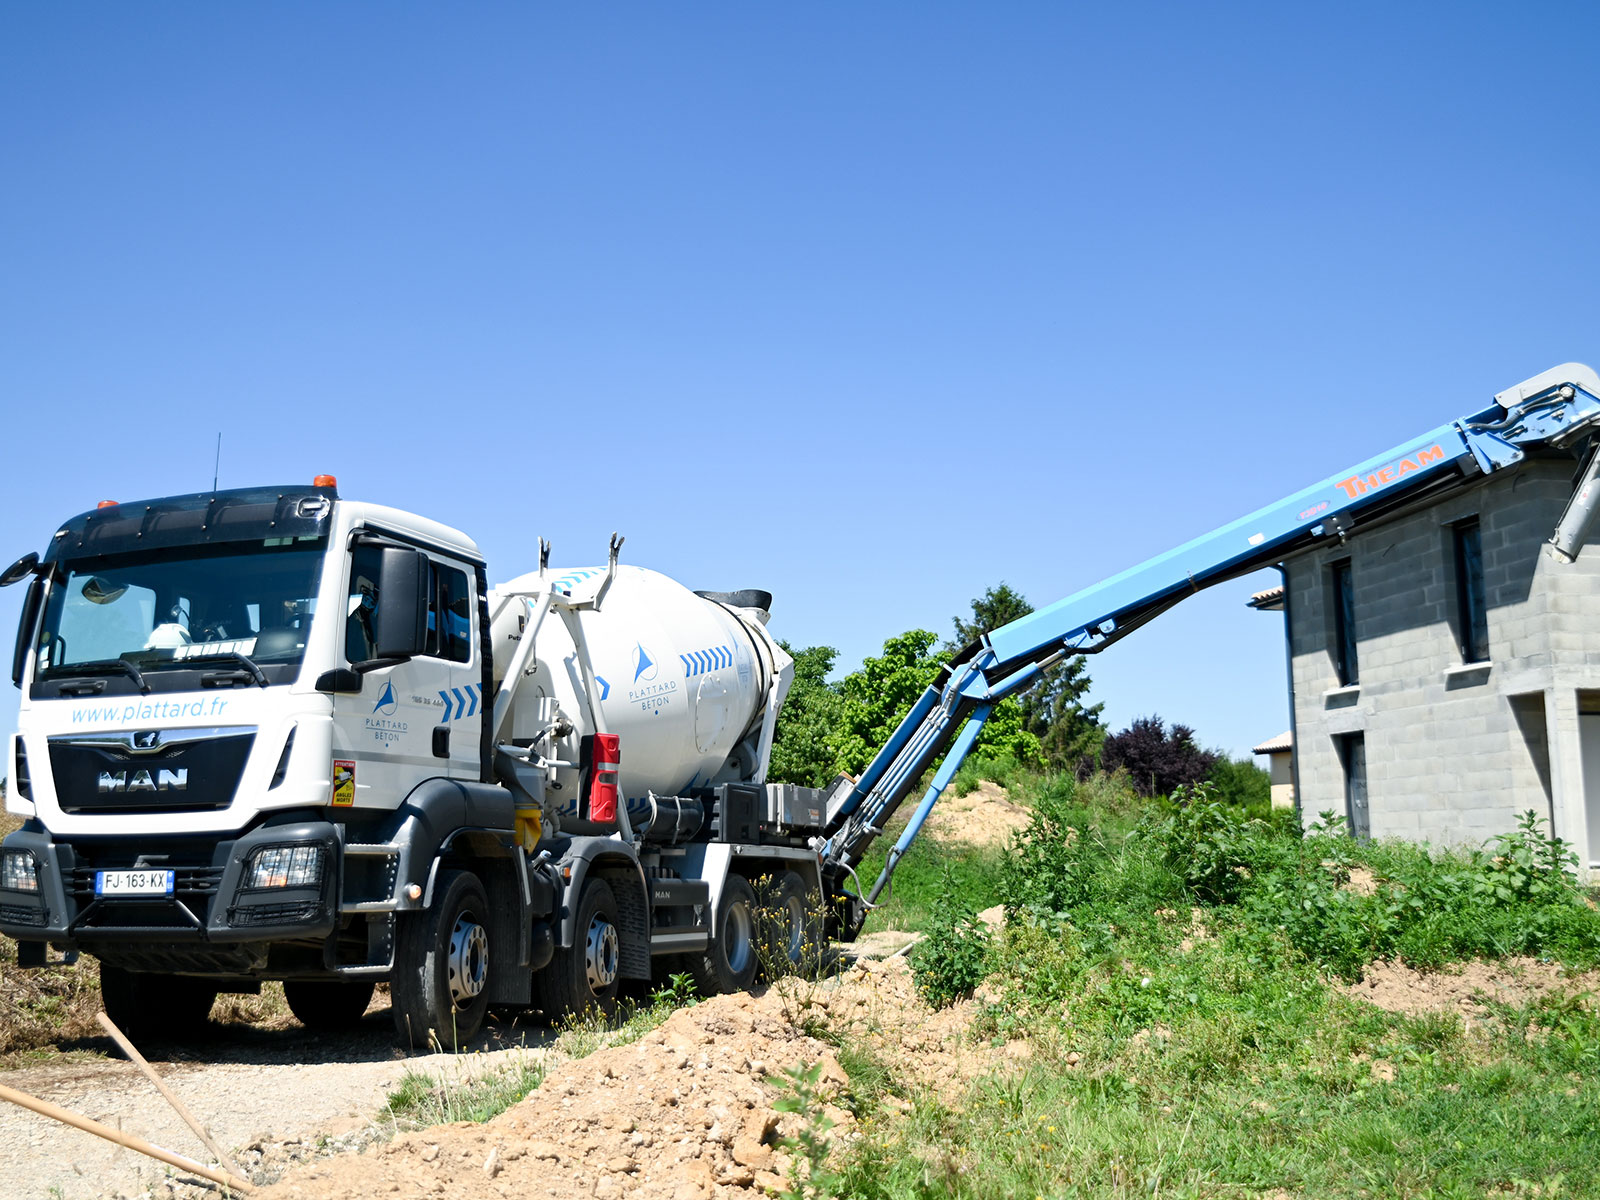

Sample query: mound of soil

[922,780,1030,848]
[257,957,1002,1200]
[1346,957,1600,1019]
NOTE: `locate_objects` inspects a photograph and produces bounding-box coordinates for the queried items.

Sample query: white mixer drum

[490,566,782,816]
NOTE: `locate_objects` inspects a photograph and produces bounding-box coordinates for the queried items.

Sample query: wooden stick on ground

[0,1080,253,1193]
[96,1011,251,1184]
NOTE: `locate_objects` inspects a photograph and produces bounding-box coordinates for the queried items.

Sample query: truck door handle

[432,725,450,758]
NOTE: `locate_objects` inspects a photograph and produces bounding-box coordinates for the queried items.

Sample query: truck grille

[47,727,255,814]
[0,905,46,927]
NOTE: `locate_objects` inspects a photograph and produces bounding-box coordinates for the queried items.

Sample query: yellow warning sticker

[332,759,355,807]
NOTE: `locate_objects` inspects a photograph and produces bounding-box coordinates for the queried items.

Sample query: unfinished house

[1255,458,1600,872]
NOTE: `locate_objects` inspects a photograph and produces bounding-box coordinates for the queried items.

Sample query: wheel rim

[447,912,489,1006]
[781,894,806,963]
[585,914,620,993]
[725,898,755,975]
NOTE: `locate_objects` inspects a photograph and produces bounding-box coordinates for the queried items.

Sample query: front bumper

[0,817,341,959]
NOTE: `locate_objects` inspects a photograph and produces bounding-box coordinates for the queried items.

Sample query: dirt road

[0,933,920,1200]
[0,1005,552,1200]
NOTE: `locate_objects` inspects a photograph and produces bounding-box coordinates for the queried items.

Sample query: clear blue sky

[3,4,1599,763]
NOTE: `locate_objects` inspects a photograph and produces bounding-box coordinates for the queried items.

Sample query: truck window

[345,547,471,665]
[345,545,382,663]
[430,564,472,663]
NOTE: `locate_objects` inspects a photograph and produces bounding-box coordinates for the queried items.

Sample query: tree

[950,583,1035,647]
[830,629,1042,777]
[768,642,845,789]
[1101,715,1217,798]
[950,583,1104,773]
[1205,754,1271,810]
[832,630,948,775]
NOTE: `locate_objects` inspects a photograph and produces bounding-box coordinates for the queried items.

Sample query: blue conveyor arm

[819,365,1600,923]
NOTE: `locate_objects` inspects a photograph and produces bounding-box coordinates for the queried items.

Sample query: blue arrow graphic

[451,687,466,720]
[438,689,453,718]
[465,685,479,718]
[596,675,610,701]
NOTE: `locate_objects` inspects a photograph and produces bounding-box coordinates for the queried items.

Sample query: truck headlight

[0,849,39,893]
[245,845,325,890]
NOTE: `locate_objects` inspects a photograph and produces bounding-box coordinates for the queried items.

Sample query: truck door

[428,557,483,780]
[331,542,477,809]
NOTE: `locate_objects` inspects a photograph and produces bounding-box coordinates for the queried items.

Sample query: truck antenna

[211,433,221,493]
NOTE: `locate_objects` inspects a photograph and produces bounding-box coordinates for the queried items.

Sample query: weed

[750,877,839,1035]
[383,1052,546,1127]
[768,1061,843,1200]
[553,974,696,1058]
[910,863,989,1009]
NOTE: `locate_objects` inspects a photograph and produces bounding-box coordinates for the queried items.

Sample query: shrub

[1101,716,1217,797]
[912,864,991,1008]
[1204,754,1272,813]
[1145,783,1297,905]
[997,776,1096,921]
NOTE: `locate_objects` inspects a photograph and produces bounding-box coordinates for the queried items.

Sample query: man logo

[632,643,658,683]
[132,730,161,751]
[99,768,187,793]
[373,681,398,716]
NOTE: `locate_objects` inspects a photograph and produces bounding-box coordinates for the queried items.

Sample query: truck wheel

[391,869,492,1051]
[689,874,759,995]
[99,964,217,1040]
[532,877,622,1022]
[763,870,823,979]
[284,980,376,1031]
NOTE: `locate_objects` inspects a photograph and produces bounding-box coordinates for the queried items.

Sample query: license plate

[95,869,175,897]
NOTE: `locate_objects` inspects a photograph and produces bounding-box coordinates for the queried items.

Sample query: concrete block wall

[1283,459,1600,858]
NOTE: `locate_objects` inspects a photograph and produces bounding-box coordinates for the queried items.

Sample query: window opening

[1330,560,1358,686]
[1338,732,1369,839]
[1453,519,1489,663]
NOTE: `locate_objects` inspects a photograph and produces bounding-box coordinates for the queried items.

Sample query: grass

[830,768,1600,1199]
[384,1051,548,1128]
[855,832,1006,936]
[382,973,699,1128]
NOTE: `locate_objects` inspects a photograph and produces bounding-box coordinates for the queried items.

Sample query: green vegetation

[768,582,1105,788]
[551,971,698,1058]
[909,864,990,1009]
[385,1053,547,1127]
[829,767,1600,1199]
[769,1061,845,1200]
[1203,751,1272,812]
[769,642,847,789]
[855,834,1005,936]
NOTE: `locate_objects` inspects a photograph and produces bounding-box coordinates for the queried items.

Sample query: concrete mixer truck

[6,361,1600,1051]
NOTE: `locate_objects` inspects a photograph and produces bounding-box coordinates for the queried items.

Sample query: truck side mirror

[0,552,39,588]
[371,547,430,661]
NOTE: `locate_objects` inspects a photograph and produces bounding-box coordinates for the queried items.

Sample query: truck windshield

[34,538,326,691]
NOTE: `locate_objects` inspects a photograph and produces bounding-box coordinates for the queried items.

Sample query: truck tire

[391,869,492,1051]
[689,874,759,995]
[99,964,217,1040]
[284,980,376,1031]
[762,870,823,979]
[532,877,622,1022]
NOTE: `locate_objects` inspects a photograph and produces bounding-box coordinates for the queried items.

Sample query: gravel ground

[0,936,921,1200]
[0,1006,552,1200]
